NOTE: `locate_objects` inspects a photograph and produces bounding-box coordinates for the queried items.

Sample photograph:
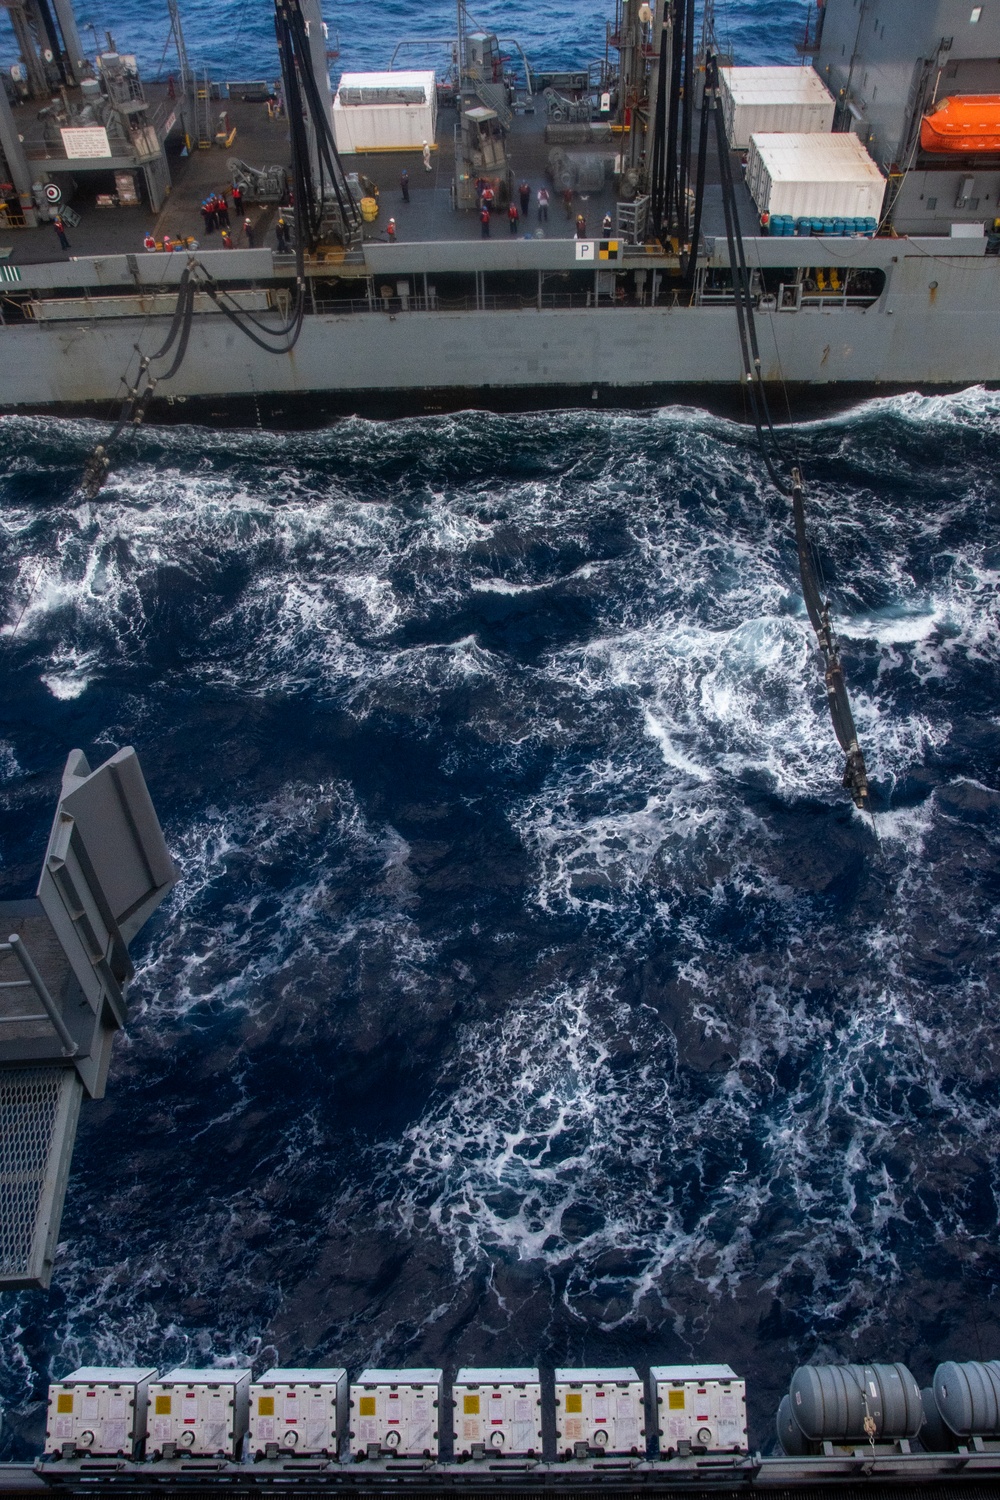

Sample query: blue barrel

[796,217,811,236]
[811,217,825,234]
[789,1363,923,1442]
[833,217,845,236]
[933,1361,1000,1437]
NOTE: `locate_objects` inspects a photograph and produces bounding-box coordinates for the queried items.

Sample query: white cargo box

[332,70,437,154]
[350,1369,442,1458]
[650,1364,748,1455]
[147,1369,250,1459]
[45,1367,156,1458]
[249,1368,347,1457]
[745,132,885,221]
[554,1367,645,1456]
[720,66,834,149]
[453,1367,542,1457]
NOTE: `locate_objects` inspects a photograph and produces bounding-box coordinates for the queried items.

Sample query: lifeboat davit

[920,94,1000,153]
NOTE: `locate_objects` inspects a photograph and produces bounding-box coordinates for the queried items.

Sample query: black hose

[683,72,710,288]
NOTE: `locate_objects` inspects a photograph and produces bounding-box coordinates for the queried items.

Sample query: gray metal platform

[0,748,177,1289]
[0,1066,82,1288]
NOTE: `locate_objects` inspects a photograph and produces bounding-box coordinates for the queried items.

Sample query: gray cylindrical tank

[775,1394,811,1456]
[933,1361,1000,1437]
[919,1386,959,1452]
[789,1363,923,1442]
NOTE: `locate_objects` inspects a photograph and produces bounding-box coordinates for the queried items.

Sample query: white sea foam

[0,398,998,1388]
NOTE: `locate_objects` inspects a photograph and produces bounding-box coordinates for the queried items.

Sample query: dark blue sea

[2,0,1000,1461]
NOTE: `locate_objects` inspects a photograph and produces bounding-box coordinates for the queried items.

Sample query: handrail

[0,935,78,1056]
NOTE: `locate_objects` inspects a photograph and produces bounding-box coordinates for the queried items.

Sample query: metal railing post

[6,935,78,1057]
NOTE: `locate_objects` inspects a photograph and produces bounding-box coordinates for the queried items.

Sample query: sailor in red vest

[480,205,490,237]
[508,201,519,234]
[387,217,397,240]
[760,210,770,235]
[143,232,157,251]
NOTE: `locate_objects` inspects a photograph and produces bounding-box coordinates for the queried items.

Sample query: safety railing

[311,292,650,315]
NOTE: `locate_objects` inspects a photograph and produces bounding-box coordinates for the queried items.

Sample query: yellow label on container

[258,1396,275,1416]
[669,1390,686,1410]
[463,1394,480,1415]
[359,1397,376,1416]
[155,1395,172,1415]
[57,1394,73,1413]
[565,1393,583,1413]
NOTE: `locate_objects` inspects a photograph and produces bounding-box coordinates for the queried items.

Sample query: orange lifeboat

[920,94,1000,154]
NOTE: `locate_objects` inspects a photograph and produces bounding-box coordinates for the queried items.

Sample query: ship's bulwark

[2,252,1000,410]
[0,394,998,1454]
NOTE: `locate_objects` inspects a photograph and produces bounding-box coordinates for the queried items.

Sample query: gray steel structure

[0,232,995,408]
[0,748,177,1288]
[3,0,1000,407]
[815,0,1000,233]
[22,1443,1000,1491]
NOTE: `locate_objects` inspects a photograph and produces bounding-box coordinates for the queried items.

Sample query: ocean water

[2,390,1000,1453]
[1,0,811,85]
[2,0,1000,1462]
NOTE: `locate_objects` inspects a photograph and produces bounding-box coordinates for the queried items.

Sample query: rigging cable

[702,53,870,810]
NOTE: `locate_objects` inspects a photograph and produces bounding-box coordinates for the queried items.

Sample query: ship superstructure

[0,0,998,412]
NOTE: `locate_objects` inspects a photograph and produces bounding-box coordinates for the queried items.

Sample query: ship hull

[2,248,998,415]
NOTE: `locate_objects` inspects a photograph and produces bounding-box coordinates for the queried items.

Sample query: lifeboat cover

[921,94,1000,153]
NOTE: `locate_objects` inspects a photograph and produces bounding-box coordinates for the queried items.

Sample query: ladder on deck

[195,71,213,149]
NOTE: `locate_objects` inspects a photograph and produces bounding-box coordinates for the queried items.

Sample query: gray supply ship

[0,0,998,417]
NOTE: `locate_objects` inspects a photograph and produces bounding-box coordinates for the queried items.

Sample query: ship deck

[2,84,760,268]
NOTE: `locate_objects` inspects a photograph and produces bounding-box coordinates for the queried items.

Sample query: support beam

[299,0,334,190]
[0,82,35,198]
[50,0,86,82]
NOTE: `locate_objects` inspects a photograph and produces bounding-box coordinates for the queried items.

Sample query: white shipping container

[745,132,885,221]
[249,1368,347,1457]
[332,70,437,154]
[453,1367,542,1457]
[554,1367,645,1457]
[720,66,835,149]
[350,1369,442,1457]
[650,1364,748,1455]
[45,1367,156,1458]
[146,1369,250,1459]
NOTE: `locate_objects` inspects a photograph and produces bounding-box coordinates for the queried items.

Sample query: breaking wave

[0,388,999,1450]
